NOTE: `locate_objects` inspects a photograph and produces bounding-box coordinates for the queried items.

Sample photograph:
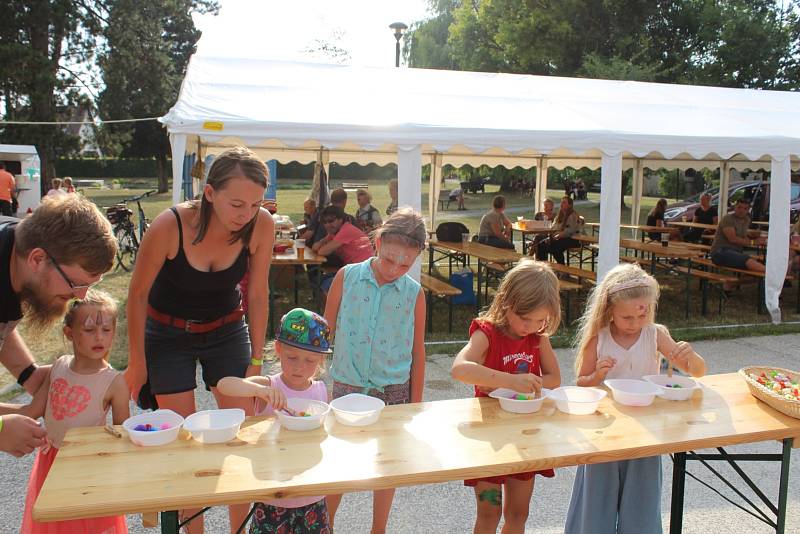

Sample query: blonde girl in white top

[565,263,705,534]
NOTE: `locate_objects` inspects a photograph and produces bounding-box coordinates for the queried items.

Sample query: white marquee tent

[160,55,800,322]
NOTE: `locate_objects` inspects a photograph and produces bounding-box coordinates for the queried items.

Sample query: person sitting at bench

[527,198,556,255]
[449,187,466,211]
[312,205,374,295]
[710,198,766,276]
[682,193,718,242]
[646,198,681,242]
[478,195,515,250]
[354,188,382,232]
[536,196,582,264]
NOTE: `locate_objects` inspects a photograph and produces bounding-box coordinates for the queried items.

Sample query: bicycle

[105,190,157,271]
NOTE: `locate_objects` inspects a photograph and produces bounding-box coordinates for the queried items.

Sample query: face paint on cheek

[638,304,648,314]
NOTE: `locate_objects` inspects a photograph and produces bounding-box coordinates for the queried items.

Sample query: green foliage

[55,157,166,178]
[408,0,799,90]
[96,0,217,192]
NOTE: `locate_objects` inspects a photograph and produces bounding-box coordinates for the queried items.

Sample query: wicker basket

[739,366,800,420]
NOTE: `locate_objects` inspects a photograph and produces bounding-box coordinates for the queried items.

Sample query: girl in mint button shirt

[324,207,427,534]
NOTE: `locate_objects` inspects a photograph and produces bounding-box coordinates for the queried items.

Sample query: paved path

[2,334,798,533]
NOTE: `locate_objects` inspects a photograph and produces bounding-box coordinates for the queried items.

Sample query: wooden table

[510,221,556,251]
[428,240,522,312]
[668,221,718,232]
[34,374,799,533]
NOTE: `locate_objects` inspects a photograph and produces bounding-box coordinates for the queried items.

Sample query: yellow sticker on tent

[202,121,224,131]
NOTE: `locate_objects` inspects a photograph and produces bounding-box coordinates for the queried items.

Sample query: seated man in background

[312,205,374,297]
[710,198,765,279]
[477,195,515,250]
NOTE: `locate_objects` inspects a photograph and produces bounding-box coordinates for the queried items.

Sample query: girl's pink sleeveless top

[44,355,119,448]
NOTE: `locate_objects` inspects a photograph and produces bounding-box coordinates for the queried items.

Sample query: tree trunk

[155,153,169,193]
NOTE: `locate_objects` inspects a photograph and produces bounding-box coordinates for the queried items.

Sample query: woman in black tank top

[124,147,275,533]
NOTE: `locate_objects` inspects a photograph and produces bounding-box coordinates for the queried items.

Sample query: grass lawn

[3,179,798,391]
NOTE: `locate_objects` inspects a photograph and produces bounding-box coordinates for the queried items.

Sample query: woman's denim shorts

[144,317,251,394]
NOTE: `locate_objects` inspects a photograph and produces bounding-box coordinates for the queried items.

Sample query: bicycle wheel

[116,225,139,271]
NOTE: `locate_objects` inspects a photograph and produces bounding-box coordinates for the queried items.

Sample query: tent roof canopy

[161,56,800,166]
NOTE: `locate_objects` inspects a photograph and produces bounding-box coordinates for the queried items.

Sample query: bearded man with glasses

[0,195,116,457]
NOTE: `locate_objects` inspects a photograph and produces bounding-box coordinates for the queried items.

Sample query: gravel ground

[1,334,798,533]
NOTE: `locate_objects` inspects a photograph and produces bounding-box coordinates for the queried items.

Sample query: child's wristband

[250,358,263,366]
[17,363,37,387]
[0,415,4,433]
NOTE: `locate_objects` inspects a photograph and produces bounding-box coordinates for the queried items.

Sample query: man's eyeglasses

[44,249,102,293]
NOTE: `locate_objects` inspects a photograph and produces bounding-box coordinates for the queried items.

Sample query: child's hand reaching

[256,385,287,411]
[593,357,616,382]
[666,341,694,371]
[508,373,543,396]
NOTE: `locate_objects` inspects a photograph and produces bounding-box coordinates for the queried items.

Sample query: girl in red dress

[452,259,562,534]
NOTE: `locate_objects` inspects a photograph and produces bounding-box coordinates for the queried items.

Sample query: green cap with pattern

[276,308,332,354]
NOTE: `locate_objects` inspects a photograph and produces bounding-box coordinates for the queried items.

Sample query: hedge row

[55,158,166,178]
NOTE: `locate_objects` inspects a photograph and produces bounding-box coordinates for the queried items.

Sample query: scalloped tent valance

[161,56,800,323]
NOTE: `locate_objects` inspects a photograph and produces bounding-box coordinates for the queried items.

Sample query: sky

[193,0,433,67]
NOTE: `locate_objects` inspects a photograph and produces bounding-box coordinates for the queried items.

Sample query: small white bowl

[329,393,385,426]
[123,409,184,447]
[549,386,607,415]
[604,379,662,407]
[183,408,245,443]
[488,388,551,413]
[643,374,699,401]
[277,398,330,431]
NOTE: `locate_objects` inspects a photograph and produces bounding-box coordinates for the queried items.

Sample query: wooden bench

[438,190,451,211]
[420,273,462,333]
[686,257,797,314]
[548,262,597,283]
[341,182,368,192]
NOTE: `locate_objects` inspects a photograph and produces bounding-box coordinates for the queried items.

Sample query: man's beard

[19,280,70,337]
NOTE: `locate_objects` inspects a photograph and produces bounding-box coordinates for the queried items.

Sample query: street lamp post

[389,22,408,67]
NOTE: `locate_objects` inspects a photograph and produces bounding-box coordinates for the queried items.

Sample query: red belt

[147,305,245,334]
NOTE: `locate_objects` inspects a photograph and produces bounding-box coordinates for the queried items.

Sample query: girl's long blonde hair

[480,259,561,336]
[573,263,660,373]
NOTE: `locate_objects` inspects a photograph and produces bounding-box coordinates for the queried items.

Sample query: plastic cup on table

[462,233,470,245]
[681,215,688,222]
[295,239,306,259]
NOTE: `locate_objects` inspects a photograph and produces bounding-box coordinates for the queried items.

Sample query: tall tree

[97,0,217,193]
[0,0,104,191]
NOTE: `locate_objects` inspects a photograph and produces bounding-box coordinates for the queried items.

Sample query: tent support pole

[398,145,423,280]
[630,159,644,240]
[170,134,188,206]
[429,153,443,230]
[598,153,623,281]
[719,160,730,215]
[765,156,791,323]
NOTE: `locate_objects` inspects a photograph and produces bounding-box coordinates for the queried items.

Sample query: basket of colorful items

[739,366,800,420]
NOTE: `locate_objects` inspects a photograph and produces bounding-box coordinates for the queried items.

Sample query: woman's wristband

[0,415,4,433]
[250,358,263,366]
[17,363,37,387]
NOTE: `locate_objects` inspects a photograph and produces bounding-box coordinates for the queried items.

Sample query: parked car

[664,180,800,224]
[460,176,491,194]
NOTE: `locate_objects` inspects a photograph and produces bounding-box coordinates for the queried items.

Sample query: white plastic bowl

[488,388,551,413]
[643,374,699,401]
[329,393,385,426]
[604,379,662,407]
[549,386,607,415]
[123,409,184,447]
[183,408,245,443]
[277,398,330,431]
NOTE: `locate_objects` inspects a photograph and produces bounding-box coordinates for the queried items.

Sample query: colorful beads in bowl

[133,423,173,432]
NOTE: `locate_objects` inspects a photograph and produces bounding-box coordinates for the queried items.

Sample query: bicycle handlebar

[121,190,158,203]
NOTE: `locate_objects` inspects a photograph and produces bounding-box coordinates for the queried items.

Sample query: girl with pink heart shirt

[1,290,130,533]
